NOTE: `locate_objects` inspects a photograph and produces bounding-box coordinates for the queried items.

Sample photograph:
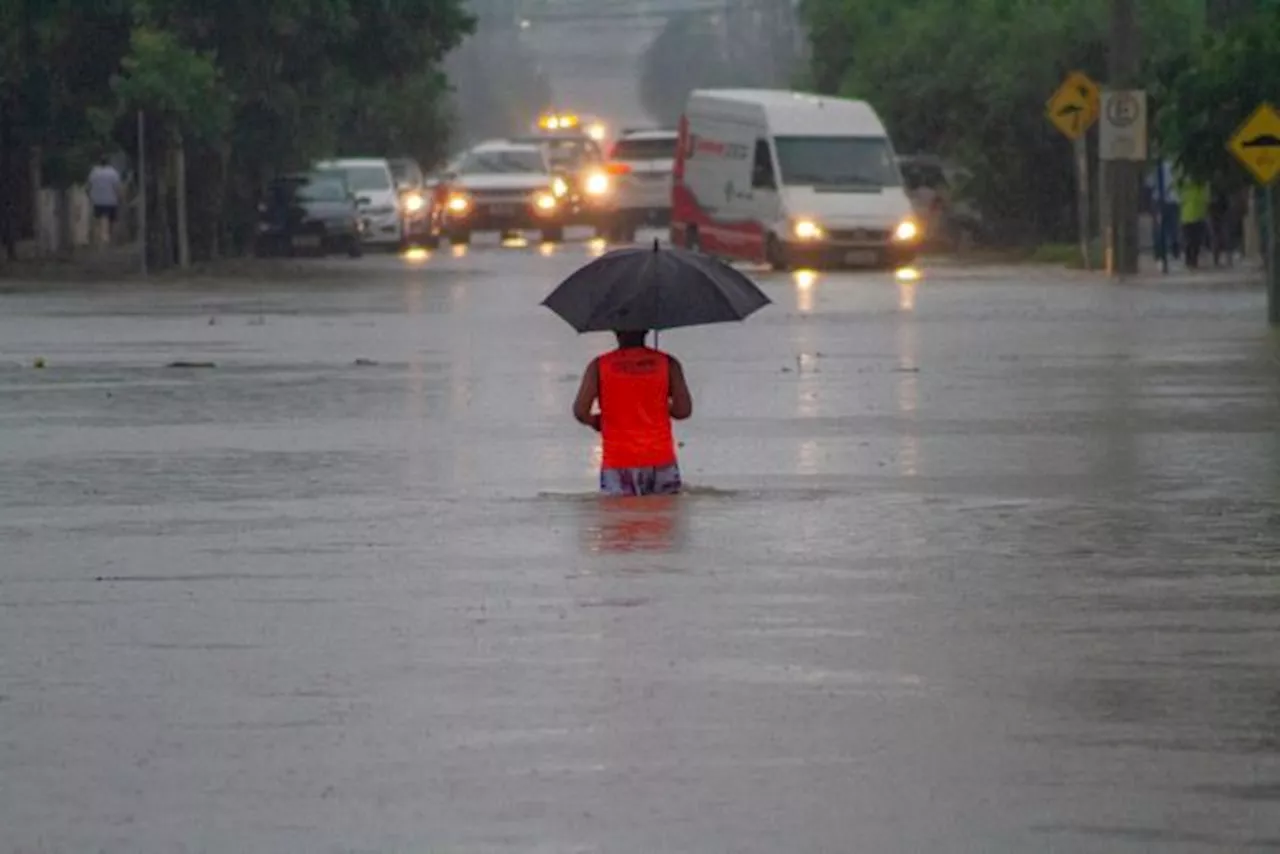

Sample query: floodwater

[3,235,1280,852]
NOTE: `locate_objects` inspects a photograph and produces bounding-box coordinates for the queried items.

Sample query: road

[3,232,1280,852]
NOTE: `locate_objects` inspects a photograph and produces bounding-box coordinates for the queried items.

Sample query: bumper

[614,206,670,226]
[446,202,565,232]
[564,194,616,225]
[256,227,359,254]
[403,213,440,240]
[359,213,403,244]
[783,239,920,269]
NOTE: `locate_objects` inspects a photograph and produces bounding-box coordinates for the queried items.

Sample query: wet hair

[614,329,647,348]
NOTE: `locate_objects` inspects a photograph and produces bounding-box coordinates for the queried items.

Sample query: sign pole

[1226,102,1280,325]
[137,109,147,277]
[1155,157,1168,273]
[1268,185,1278,324]
[1074,136,1091,270]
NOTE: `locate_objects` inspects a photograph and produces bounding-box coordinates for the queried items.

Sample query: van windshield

[773,136,902,188]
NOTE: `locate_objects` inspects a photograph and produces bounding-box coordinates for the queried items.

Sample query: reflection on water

[502,235,529,249]
[450,243,469,258]
[538,241,557,257]
[793,269,817,313]
[586,237,608,258]
[895,266,921,282]
[582,495,685,554]
[897,277,918,313]
[401,247,431,264]
[897,292,919,477]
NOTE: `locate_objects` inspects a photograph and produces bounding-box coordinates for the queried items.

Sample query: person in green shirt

[1178,176,1210,269]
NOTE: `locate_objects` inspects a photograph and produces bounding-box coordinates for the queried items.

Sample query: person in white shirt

[1145,159,1180,262]
[86,156,123,246]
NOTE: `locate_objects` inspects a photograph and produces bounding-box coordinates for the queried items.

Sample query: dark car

[389,157,443,249]
[254,171,363,257]
[897,154,986,250]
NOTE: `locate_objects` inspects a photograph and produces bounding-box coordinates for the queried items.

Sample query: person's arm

[572,358,601,431]
[668,356,692,420]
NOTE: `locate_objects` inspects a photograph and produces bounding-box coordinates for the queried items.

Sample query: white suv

[314,158,402,248]
[606,128,678,243]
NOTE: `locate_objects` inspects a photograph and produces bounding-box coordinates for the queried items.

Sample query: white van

[314,157,403,248]
[670,89,921,270]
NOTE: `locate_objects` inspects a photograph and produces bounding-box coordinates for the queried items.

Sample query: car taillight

[604,162,631,176]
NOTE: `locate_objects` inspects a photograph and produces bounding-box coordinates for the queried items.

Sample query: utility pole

[1106,0,1140,275]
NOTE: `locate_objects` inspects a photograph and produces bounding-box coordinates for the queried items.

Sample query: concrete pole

[1107,0,1140,276]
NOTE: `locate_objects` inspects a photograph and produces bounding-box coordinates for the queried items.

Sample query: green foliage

[110,25,230,142]
[798,0,1205,244]
[3,0,478,257]
[1153,6,1280,188]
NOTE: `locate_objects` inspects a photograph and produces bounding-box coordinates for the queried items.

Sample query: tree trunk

[1,98,15,261]
[152,140,172,269]
[56,188,73,259]
[175,134,190,268]
[29,145,42,255]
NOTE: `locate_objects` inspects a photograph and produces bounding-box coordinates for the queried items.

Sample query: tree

[107,24,231,267]
[0,0,477,265]
[797,0,1205,245]
[1153,6,1280,187]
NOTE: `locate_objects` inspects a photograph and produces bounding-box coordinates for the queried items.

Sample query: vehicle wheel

[686,226,700,252]
[347,237,364,259]
[541,226,565,244]
[450,230,471,246]
[766,234,789,271]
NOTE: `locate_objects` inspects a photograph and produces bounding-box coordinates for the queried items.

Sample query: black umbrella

[541,239,771,333]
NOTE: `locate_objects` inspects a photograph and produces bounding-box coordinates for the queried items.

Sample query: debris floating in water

[354,358,379,366]
[166,361,216,369]
[32,357,45,369]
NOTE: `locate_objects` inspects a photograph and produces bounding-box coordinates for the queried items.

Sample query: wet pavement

[3,232,1280,852]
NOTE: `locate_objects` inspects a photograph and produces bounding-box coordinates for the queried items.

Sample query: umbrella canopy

[541,240,771,333]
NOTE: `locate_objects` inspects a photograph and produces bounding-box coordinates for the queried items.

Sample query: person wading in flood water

[573,329,693,496]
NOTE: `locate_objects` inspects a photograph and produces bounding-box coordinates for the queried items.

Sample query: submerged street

[3,236,1280,851]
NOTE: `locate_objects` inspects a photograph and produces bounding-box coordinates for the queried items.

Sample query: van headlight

[894,219,920,242]
[793,219,824,240]
[584,171,610,196]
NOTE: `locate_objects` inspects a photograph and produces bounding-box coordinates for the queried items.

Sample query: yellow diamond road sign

[1228,102,1280,185]
[1046,71,1100,140]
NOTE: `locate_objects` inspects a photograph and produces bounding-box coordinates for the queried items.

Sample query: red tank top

[598,347,677,469]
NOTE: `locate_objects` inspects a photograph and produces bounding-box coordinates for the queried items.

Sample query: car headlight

[584,172,610,196]
[533,191,558,212]
[894,219,920,241]
[793,219,824,240]
[403,192,425,214]
[446,194,470,213]
[552,176,568,198]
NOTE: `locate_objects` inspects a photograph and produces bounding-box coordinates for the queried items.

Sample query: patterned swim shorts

[599,463,682,497]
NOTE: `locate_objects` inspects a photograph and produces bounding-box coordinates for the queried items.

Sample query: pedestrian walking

[1177,174,1210,269]
[573,330,693,497]
[86,156,123,247]
[1147,159,1180,262]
